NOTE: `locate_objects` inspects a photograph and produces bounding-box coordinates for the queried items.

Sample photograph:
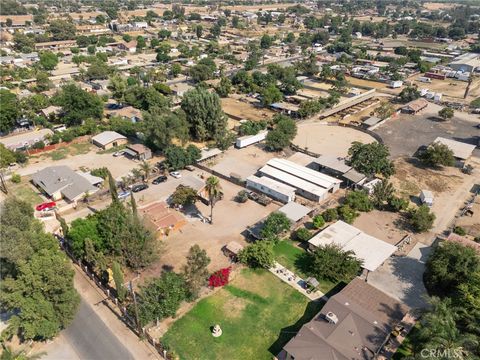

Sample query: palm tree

[139,161,152,182]
[205,176,222,224]
[131,168,143,182]
[0,345,45,360]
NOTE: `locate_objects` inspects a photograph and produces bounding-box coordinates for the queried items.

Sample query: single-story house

[106,106,143,123]
[40,105,62,118]
[91,131,127,150]
[431,137,476,167]
[31,165,98,202]
[308,220,397,272]
[283,278,411,360]
[139,201,186,235]
[124,144,152,160]
[401,98,429,114]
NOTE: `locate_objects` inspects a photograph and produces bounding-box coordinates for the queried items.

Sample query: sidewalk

[71,265,162,360]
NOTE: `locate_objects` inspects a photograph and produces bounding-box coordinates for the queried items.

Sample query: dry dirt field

[140,180,280,280]
[292,123,376,157]
[209,143,278,179]
[354,210,405,246]
[455,196,480,239]
[411,76,480,104]
[221,97,274,121]
[423,2,455,10]
[390,157,480,242]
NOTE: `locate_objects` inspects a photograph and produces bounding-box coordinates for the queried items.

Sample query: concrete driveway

[367,242,431,310]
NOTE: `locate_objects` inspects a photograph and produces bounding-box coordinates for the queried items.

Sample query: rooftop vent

[325,312,338,324]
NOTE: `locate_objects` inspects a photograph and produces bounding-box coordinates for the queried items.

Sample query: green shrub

[91,167,109,179]
[337,205,358,224]
[10,173,21,183]
[322,208,338,222]
[236,190,248,203]
[312,215,325,229]
[388,196,409,212]
[453,226,466,236]
[31,141,46,149]
[344,190,373,212]
[295,228,312,242]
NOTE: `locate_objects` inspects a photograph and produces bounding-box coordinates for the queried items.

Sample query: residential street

[39,266,162,360]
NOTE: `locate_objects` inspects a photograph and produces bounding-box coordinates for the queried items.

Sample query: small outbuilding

[401,98,429,114]
[277,202,312,225]
[420,190,434,207]
[432,137,476,167]
[222,241,244,261]
[124,144,152,160]
[91,131,127,150]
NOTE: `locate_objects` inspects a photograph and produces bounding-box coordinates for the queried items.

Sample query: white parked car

[170,171,182,179]
[113,150,125,157]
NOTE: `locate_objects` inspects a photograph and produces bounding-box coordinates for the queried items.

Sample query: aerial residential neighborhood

[0,0,479,359]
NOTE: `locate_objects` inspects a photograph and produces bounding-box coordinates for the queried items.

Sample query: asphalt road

[64,299,134,360]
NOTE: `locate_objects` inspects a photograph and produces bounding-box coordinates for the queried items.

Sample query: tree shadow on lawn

[268,299,325,357]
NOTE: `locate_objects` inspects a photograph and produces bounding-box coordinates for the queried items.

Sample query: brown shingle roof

[284,278,409,360]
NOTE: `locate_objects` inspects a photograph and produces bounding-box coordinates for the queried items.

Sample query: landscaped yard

[273,240,338,294]
[161,268,324,360]
[8,179,43,206]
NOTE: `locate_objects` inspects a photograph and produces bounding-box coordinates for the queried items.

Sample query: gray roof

[278,201,312,223]
[91,131,126,146]
[363,116,381,127]
[343,169,367,184]
[314,155,352,174]
[284,278,409,360]
[32,166,97,201]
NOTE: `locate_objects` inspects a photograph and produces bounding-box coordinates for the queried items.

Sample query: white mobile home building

[246,175,296,203]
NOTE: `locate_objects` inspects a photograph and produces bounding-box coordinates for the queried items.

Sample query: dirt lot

[141,180,280,279]
[390,157,480,242]
[209,143,277,179]
[292,123,376,157]
[423,2,455,10]
[354,210,405,246]
[375,103,480,158]
[453,195,480,238]
[221,97,274,122]
[411,76,480,103]
[17,142,142,179]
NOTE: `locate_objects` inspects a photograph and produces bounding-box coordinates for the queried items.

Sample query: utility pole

[130,281,142,335]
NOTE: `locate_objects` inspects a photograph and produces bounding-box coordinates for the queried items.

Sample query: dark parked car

[152,175,168,184]
[132,183,149,192]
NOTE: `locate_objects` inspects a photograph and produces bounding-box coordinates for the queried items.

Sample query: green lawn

[273,240,338,294]
[9,180,43,206]
[161,268,324,360]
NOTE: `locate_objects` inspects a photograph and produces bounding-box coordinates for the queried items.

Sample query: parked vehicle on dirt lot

[152,175,168,184]
[185,165,195,171]
[118,191,131,200]
[132,184,149,192]
[170,171,182,179]
[113,150,125,157]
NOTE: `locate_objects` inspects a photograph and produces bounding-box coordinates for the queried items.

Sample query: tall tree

[55,83,103,126]
[348,142,395,178]
[180,87,226,141]
[112,261,127,302]
[182,245,211,299]
[0,197,79,341]
[107,170,118,203]
[205,176,223,224]
[0,90,19,133]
